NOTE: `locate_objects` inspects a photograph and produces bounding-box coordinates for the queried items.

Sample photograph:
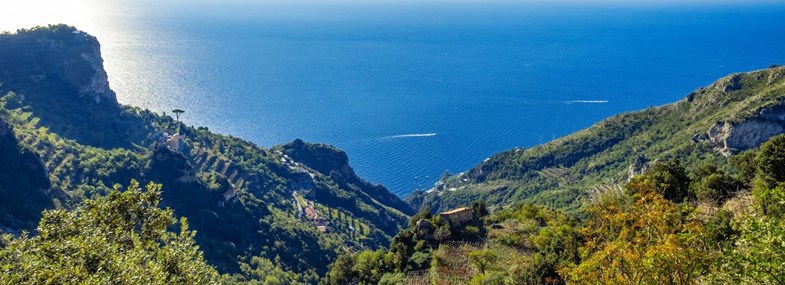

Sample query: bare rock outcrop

[77,41,114,103]
[708,104,785,155]
[713,73,742,93]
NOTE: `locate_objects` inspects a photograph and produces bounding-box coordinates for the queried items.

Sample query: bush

[633,158,691,203]
[690,170,742,203]
[755,134,785,187]
[704,209,738,243]
[0,181,219,284]
[378,273,405,285]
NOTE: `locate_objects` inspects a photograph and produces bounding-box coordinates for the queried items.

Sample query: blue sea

[32,1,785,197]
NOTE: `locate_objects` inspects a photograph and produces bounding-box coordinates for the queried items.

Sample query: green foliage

[0,181,219,284]
[710,176,785,284]
[486,204,580,283]
[377,272,405,285]
[707,136,785,284]
[641,158,691,203]
[224,256,308,285]
[409,206,432,227]
[468,271,507,285]
[750,135,785,219]
[690,164,742,203]
[472,200,490,219]
[435,223,452,241]
[704,209,738,244]
[320,255,356,285]
[0,118,53,230]
[752,180,785,219]
[320,249,398,285]
[711,214,785,284]
[329,131,785,284]
[468,249,498,273]
[322,206,466,284]
[730,150,757,184]
[755,134,785,187]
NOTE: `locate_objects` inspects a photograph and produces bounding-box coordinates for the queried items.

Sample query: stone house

[439,207,476,226]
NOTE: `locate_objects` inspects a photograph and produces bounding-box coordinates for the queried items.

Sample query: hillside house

[304,206,328,232]
[439,207,476,226]
[304,207,318,220]
[165,133,185,152]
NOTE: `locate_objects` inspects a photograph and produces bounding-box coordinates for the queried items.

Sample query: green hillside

[409,65,785,213]
[325,133,785,284]
[0,25,411,283]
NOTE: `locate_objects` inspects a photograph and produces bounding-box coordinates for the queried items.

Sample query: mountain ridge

[408,65,785,212]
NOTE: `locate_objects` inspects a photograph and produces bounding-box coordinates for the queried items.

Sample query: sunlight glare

[0,0,98,33]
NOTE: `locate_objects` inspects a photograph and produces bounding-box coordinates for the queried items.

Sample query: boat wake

[565,100,609,104]
[380,133,437,139]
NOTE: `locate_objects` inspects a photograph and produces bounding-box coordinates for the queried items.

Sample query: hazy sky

[2,0,781,32]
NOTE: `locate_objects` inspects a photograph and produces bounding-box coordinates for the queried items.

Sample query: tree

[708,134,785,284]
[321,249,397,285]
[322,254,356,285]
[562,181,712,284]
[409,206,432,227]
[472,200,490,220]
[752,135,785,219]
[755,134,785,187]
[730,150,757,184]
[752,182,785,219]
[172,109,185,122]
[641,158,691,203]
[0,180,219,285]
[690,165,741,204]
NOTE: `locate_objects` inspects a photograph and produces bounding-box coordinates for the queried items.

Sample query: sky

[0,0,98,32]
[2,0,782,33]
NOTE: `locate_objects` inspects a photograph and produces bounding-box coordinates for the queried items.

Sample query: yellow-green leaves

[0,180,219,285]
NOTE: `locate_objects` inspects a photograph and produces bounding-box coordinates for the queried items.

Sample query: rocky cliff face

[708,103,785,155]
[75,37,114,103]
[0,25,117,104]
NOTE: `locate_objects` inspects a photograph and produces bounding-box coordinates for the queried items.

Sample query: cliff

[0,25,115,103]
[708,103,785,155]
[0,25,147,148]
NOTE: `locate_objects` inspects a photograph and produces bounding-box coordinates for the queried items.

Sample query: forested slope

[0,24,411,283]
